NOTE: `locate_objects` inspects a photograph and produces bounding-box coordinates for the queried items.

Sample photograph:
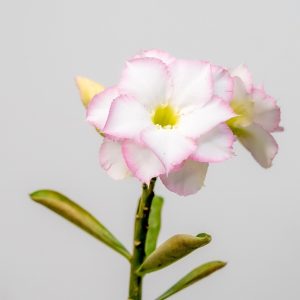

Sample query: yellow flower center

[226,98,254,131]
[152,104,180,128]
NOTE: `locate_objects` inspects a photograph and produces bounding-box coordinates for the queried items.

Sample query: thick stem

[128,178,156,300]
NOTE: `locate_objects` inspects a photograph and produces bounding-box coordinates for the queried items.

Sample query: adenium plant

[30,49,282,299]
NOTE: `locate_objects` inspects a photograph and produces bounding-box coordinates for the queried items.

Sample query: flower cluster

[76,50,282,196]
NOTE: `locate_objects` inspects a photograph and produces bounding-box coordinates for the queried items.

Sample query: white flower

[227,65,282,168]
[85,50,235,195]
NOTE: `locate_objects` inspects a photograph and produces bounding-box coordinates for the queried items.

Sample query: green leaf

[30,189,131,261]
[145,195,164,257]
[137,233,211,275]
[156,261,227,300]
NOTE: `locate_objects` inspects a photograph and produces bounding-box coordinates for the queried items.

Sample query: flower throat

[152,104,179,128]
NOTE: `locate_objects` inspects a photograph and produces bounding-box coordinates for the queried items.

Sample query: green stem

[128,178,156,300]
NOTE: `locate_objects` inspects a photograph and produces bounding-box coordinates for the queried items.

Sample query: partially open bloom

[83,50,235,195]
[227,65,282,168]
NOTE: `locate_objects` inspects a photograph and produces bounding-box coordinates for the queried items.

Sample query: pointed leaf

[156,261,226,300]
[30,189,131,261]
[138,233,211,275]
[145,195,164,256]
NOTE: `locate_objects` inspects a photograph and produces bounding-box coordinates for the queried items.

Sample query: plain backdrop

[0,0,299,299]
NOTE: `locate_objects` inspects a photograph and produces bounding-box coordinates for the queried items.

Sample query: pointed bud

[75,76,105,107]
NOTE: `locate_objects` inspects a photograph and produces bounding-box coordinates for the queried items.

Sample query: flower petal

[191,124,234,162]
[122,140,165,184]
[232,76,249,100]
[211,65,233,102]
[87,87,121,130]
[178,97,235,139]
[75,76,105,108]
[133,49,175,65]
[99,138,131,180]
[119,57,169,110]
[169,59,213,109]
[252,88,282,132]
[141,128,196,172]
[237,123,278,168]
[103,95,151,140]
[231,64,253,93]
[160,160,208,196]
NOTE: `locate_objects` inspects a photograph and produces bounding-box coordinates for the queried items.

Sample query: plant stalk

[128,178,156,300]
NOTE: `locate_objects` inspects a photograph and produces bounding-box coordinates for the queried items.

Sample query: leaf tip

[218,261,227,267]
[29,190,41,201]
[208,260,227,272]
[29,189,54,202]
[196,232,212,243]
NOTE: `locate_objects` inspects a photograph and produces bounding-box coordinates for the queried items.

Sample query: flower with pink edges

[84,50,236,195]
[227,65,283,168]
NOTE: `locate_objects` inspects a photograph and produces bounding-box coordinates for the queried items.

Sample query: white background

[0,0,299,299]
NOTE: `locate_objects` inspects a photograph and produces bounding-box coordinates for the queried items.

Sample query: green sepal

[30,189,131,261]
[137,233,211,275]
[145,195,164,257]
[156,261,227,300]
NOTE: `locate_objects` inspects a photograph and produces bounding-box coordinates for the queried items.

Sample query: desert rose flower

[85,50,235,195]
[142,51,235,195]
[227,65,282,168]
